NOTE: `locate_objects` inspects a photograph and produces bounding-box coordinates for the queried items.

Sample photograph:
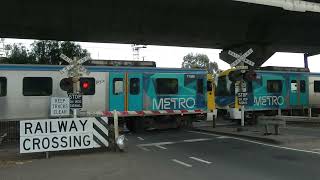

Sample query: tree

[30,41,90,65]
[2,44,36,64]
[30,40,61,65]
[182,53,219,74]
[2,40,90,65]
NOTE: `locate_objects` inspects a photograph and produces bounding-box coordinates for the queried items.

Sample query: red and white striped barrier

[85,109,205,117]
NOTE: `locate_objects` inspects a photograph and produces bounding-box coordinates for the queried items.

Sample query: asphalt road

[1,129,320,180]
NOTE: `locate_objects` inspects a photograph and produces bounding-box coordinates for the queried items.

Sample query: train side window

[0,77,7,97]
[267,80,282,93]
[130,78,140,95]
[300,80,306,93]
[314,81,320,93]
[207,81,213,92]
[291,80,297,93]
[156,78,178,94]
[197,79,204,94]
[23,77,52,96]
[113,78,124,95]
[247,81,253,93]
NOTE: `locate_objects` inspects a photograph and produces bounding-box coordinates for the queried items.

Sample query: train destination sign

[50,97,70,117]
[20,118,94,153]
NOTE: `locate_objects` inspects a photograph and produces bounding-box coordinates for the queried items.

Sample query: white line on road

[183,138,212,142]
[138,142,175,147]
[137,146,150,152]
[189,157,212,164]
[137,137,144,141]
[187,131,219,137]
[172,159,192,167]
[216,136,229,139]
[188,131,320,155]
[156,145,167,150]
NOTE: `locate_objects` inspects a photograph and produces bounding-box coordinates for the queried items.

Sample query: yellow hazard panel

[207,74,215,112]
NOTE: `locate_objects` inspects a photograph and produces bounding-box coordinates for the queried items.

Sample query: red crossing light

[82,82,89,89]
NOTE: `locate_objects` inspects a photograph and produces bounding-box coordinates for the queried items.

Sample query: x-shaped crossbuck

[228,48,255,67]
[59,54,90,77]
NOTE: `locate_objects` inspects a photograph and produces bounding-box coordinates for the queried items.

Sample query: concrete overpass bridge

[1,0,320,66]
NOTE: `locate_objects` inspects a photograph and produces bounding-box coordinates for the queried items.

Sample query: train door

[109,73,125,111]
[128,73,143,111]
[289,76,307,106]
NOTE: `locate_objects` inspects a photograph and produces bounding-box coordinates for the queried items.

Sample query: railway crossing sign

[59,54,90,77]
[238,92,248,105]
[50,97,70,117]
[228,48,256,127]
[229,48,255,68]
[68,93,83,109]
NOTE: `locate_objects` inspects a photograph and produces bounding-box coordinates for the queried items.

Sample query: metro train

[215,66,320,121]
[0,64,208,131]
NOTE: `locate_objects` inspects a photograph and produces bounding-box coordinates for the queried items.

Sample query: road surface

[1,129,320,180]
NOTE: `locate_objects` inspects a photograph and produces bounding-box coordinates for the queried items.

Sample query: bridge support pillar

[304,53,309,69]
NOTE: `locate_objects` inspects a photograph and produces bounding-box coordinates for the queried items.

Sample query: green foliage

[2,44,36,64]
[182,53,219,74]
[2,40,90,65]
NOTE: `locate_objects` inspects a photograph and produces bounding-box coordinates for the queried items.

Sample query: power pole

[132,44,147,60]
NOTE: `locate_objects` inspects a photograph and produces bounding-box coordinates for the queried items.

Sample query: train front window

[216,76,230,96]
[23,77,52,96]
[197,79,204,94]
[314,81,320,93]
[0,77,7,97]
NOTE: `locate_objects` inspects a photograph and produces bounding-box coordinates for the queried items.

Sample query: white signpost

[20,118,94,153]
[59,54,90,118]
[228,48,255,127]
[50,97,70,117]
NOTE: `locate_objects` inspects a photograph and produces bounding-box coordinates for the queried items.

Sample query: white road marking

[187,131,219,137]
[217,136,229,139]
[156,145,167,150]
[172,159,192,167]
[188,131,320,155]
[137,146,150,152]
[183,138,212,142]
[137,137,144,141]
[189,157,212,164]
[138,142,175,147]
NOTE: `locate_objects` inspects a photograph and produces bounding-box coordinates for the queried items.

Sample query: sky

[2,38,320,72]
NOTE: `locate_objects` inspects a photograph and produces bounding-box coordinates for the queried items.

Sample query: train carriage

[215,66,320,121]
[0,64,207,130]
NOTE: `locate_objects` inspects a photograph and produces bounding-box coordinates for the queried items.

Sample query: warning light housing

[80,78,95,95]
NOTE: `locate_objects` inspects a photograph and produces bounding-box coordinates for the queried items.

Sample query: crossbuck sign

[59,54,90,77]
[229,48,255,67]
